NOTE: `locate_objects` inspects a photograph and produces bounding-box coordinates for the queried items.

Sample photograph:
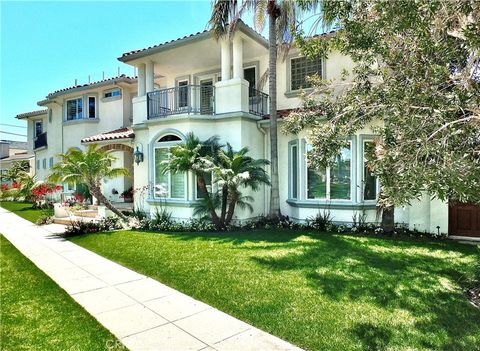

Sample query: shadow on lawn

[251,234,480,350]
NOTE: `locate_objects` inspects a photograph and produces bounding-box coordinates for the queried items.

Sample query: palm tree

[209,0,317,219]
[48,144,130,220]
[164,134,270,227]
[163,132,223,227]
[214,144,271,224]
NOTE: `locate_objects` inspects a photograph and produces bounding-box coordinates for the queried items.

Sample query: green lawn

[70,230,480,351]
[0,201,53,223]
[0,235,124,351]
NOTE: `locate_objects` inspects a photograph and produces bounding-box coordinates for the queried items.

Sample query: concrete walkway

[0,208,302,351]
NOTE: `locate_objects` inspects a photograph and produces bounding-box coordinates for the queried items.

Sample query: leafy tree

[283,0,480,232]
[209,0,318,218]
[1,160,30,182]
[164,133,270,228]
[49,145,130,220]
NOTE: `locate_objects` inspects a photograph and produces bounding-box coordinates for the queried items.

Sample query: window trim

[65,97,84,121]
[151,133,187,201]
[102,88,122,102]
[34,120,43,138]
[285,54,326,97]
[360,135,380,203]
[87,96,96,119]
[299,137,356,204]
[288,140,299,200]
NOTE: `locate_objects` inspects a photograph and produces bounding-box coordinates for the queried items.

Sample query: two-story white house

[17,75,137,203]
[16,21,479,238]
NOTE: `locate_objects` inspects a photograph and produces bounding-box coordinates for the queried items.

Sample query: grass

[0,235,124,351]
[70,229,480,351]
[0,201,53,223]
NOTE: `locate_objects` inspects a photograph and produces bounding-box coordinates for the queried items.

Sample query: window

[363,140,378,201]
[196,172,212,199]
[104,88,121,99]
[306,142,352,200]
[49,157,54,168]
[48,109,52,123]
[34,121,43,138]
[290,56,323,91]
[244,67,256,97]
[66,98,83,120]
[36,160,40,170]
[154,148,185,199]
[177,80,188,108]
[42,158,46,169]
[289,143,299,199]
[88,96,96,118]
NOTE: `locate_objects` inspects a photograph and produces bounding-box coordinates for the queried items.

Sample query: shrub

[36,215,53,225]
[306,210,333,231]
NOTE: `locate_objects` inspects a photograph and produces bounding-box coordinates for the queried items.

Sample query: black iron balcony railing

[249,88,269,117]
[34,132,47,150]
[147,85,215,119]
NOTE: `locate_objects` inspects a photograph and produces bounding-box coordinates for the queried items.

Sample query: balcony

[34,132,47,150]
[147,85,215,119]
[146,84,269,120]
[249,88,269,117]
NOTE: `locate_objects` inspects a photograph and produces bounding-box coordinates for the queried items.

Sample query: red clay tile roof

[119,20,268,62]
[44,74,136,100]
[263,109,295,119]
[81,127,134,144]
[120,29,210,59]
[15,109,48,120]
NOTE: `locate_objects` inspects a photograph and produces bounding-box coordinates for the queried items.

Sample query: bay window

[363,140,378,201]
[306,142,352,201]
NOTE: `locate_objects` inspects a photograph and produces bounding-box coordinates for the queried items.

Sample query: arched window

[152,133,185,199]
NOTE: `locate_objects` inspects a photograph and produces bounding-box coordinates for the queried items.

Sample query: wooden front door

[449,202,480,237]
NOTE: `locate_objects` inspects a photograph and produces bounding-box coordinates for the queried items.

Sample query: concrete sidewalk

[0,207,302,351]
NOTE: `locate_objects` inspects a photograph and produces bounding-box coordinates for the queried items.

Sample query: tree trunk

[220,184,228,224]
[381,206,395,234]
[267,2,281,219]
[89,184,127,221]
[225,191,237,225]
[197,175,221,227]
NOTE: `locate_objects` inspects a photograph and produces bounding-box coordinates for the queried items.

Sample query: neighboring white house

[16,76,136,203]
[0,140,35,186]
[15,21,478,237]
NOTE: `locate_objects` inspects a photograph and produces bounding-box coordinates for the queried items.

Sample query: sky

[0,1,235,142]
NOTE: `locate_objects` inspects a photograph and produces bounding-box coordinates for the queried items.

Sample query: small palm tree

[213,144,271,224]
[164,132,223,226]
[49,144,130,220]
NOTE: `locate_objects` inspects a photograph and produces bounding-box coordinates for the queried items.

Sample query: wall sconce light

[133,144,144,165]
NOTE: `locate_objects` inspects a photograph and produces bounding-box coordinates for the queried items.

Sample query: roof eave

[118,22,268,64]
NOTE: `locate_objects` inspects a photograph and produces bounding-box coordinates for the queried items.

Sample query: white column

[145,61,154,93]
[221,39,231,81]
[137,63,146,97]
[232,35,243,79]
